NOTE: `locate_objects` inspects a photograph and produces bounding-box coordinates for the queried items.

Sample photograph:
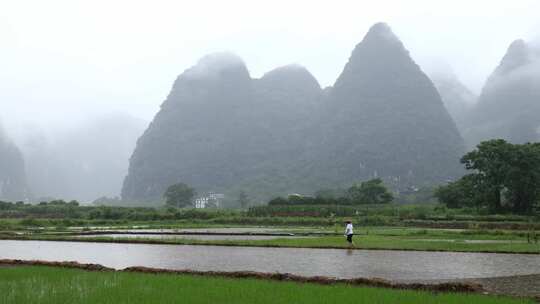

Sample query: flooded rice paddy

[1,240,539,282]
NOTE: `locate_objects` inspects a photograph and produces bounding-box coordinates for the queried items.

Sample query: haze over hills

[2,23,535,205]
[0,22,537,205]
[466,39,540,146]
[18,114,147,202]
[0,126,28,201]
[123,23,466,203]
[430,72,476,134]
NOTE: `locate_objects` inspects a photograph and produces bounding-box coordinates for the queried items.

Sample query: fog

[1,0,539,202]
[2,1,539,126]
[17,113,147,202]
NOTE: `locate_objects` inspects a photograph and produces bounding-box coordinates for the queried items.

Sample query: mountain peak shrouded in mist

[122,22,466,204]
[334,23,412,95]
[358,22,404,54]
[0,126,29,201]
[364,22,401,44]
[183,52,249,80]
[315,22,465,188]
[161,52,251,111]
[466,39,540,145]
[493,39,531,76]
[430,71,477,133]
[259,64,321,94]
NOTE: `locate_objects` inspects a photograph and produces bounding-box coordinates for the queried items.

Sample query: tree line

[435,139,540,215]
[162,178,394,208]
[268,178,394,206]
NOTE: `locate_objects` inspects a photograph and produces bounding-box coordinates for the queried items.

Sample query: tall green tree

[438,139,540,215]
[434,174,483,210]
[504,143,540,214]
[460,139,513,212]
[347,178,393,205]
[163,183,196,208]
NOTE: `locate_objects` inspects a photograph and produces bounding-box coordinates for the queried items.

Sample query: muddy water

[77,234,301,241]
[1,240,539,282]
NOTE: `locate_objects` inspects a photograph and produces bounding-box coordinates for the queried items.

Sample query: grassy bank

[3,229,539,253]
[67,235,540,253]
[0,266,533,304]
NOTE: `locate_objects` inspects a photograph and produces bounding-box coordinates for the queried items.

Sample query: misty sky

[1,0,539,138]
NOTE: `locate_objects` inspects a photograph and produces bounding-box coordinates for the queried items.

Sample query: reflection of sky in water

[1,240,539,282]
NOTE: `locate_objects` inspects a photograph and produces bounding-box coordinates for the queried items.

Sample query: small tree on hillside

[347,178,393,204]
[163,183,196,208]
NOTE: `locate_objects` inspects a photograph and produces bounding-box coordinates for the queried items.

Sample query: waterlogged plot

[0,266,534,304]
[4,225,539,253]
[70,234,540,253]
[1,240,540,282]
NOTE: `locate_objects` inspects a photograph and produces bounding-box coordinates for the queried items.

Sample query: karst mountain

[466,39,540,145]
[122,23,467,203]
[313,23,465,191]
[430,72,476,135]
[0,127,29,201]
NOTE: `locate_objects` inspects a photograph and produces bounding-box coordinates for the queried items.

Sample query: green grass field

[0,266,533,304]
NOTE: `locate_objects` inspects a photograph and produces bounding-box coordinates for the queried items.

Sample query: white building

[194,197,209,209]
[194,193,225,208]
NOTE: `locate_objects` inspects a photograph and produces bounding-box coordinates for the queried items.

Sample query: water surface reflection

[1,240,539,282]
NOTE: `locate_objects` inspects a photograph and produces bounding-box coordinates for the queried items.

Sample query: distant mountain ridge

[466,39,540,145]
[0,127,28,201]
[19,113,147,202]
[430,72,476,134]
[122,22,466,203]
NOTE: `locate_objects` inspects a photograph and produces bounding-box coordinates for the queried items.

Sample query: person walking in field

[345,220,354,247]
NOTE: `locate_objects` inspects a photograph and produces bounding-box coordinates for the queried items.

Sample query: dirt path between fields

[461,274,540,298]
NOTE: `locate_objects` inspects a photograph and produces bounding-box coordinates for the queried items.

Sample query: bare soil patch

[463,274,540,298]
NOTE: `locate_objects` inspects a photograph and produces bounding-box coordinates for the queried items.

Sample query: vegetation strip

[2,234,539,254]
[75,231,296,236]
[0,259,482,294]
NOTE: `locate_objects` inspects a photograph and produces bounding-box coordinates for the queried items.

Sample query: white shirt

[345,223,353,235]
